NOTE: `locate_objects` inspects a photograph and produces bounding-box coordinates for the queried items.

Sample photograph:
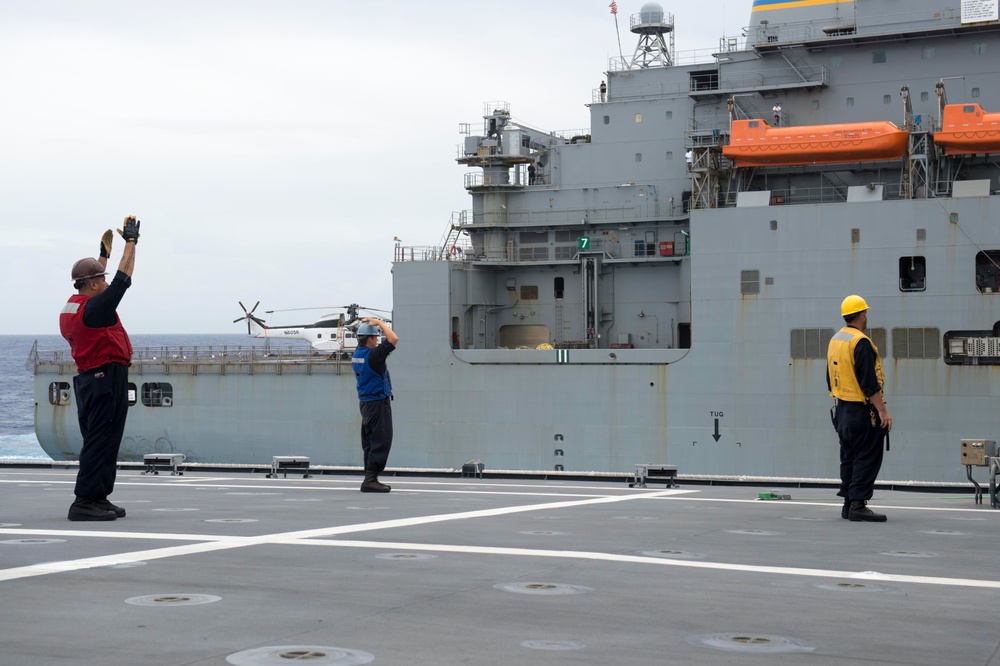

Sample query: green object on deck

[757,492,792,500]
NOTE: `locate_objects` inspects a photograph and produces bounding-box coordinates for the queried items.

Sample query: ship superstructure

[33,0,1000,484]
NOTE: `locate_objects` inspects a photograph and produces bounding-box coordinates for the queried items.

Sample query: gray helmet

[71,257,107,282]
[357,323,380,336]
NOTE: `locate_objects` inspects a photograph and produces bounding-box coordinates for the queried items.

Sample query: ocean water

[0,334,283,460]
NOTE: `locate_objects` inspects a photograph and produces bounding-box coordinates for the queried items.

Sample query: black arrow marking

[712,418,721,442]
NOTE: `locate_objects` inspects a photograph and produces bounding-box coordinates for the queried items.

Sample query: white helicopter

[233,301,391,354]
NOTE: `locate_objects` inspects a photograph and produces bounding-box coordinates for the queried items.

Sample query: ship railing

[395,245,464,262]
[464,172,523,189]
[688,66,829,94]
[30,344,329,369]
[694,180,911,210]
[398,235,689,264]
[607,43,748,72]
[459,198,683,228]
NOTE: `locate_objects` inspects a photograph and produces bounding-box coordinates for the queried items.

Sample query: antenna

[629,3,674,69]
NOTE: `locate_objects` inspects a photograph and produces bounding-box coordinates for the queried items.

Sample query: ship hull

[33,196,1000,483]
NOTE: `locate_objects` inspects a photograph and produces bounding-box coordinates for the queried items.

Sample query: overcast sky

[1,1,743,334]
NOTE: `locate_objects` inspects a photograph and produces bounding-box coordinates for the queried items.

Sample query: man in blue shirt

[351,317,398,492]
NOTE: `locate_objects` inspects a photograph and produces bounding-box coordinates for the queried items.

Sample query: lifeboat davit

[933,104,1000,155]
[723,119,909,167]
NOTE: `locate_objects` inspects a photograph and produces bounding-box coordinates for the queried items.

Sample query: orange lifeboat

[723,119,909,167]
[933,104,1000,155]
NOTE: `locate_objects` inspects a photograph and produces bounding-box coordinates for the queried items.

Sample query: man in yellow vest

[827,295,893,522]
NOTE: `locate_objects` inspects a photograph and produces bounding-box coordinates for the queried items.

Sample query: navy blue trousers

[834,400,885,501]
[359,398,393,473]
[73,362,129,499]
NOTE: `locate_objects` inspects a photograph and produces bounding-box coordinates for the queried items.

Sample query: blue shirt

[352,339,394,401]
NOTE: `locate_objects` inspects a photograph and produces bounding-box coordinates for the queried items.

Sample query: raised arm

[115,216,140,278]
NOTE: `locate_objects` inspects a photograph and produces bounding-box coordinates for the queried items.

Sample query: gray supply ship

[31,0,1000,484]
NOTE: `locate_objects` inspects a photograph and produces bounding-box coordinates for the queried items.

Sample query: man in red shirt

[59,216,140,521]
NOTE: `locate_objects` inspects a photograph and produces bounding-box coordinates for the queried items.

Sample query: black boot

[68,498,117,521]
[841,498,850,520]
[96,498,126,518]
[848,500,886,522]
[360,471,391,493]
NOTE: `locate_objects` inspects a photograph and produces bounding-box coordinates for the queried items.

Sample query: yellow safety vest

[827,326,885,403]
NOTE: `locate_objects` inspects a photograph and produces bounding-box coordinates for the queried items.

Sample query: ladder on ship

[439,211,470,259]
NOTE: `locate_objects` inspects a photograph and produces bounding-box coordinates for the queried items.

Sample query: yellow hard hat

[840,294,869,317]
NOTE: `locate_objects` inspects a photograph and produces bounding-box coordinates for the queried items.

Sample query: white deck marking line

[0,479,618,499]
[656,496,1000,514]
[0,474,641,492]
[284,539,1000,590]
[0,489,685,582]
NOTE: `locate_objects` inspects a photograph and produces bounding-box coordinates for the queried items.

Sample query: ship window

[666,151,673,160]
[851,228,860,243]
[141,382,173,407]
[917,229,926,241]
[748,120,759,128]
[554,277,564,299]
[47,381,71,406]
[972,42,987,55]
[944,329,1000,365]
[555,246,575,260]
[518,247,549,261]
[975,250,1000,293]
[899,256,926,292]
[635,113,642,123]
[635,153,642,162]
[866,328,887,355]
[499,324,550,348]
[972,87,981,98]
[883,95,892,105]
[891,328,940,359]
[127,383,137,406]
[520,285,539,300]
[690,70,719,91]
[790,328,835,359]
[665,110,673,119]
[829,55,842,69]
[846,97,854,108]
[920,47,935,60]
[634,240,656,257]
[740,270,760,295]
[872,50,886,64]
[920,91,929,102]
[811,100,820,110]
[603,115,610,125]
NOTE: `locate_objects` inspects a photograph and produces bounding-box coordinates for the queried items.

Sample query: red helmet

[71,257,107,282]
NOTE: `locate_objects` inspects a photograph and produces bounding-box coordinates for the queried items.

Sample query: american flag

[609,1,618,15]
